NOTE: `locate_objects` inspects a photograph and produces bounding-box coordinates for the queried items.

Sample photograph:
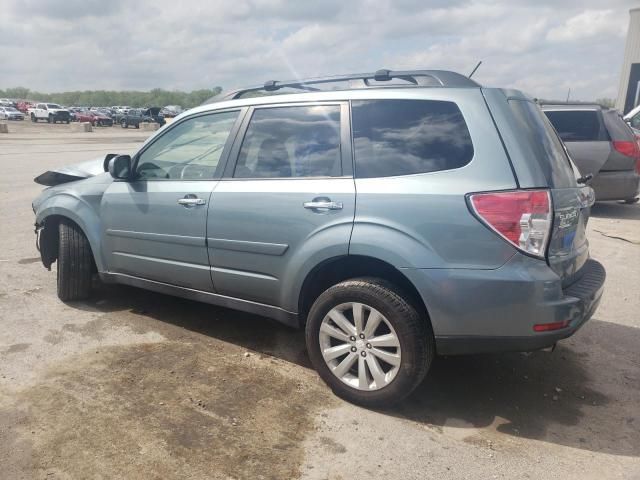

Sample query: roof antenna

[468,61,482,78]
[566,88,571,102]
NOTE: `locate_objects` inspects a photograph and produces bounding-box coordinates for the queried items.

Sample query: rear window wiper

[577,173,593,185]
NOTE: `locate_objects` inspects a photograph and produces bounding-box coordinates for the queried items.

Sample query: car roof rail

[212,69,480,102]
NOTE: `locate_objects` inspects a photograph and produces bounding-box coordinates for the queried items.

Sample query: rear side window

[508,100,576,188]
[234,105,342,178]
[543,110,608,142]
[351,99,473,178]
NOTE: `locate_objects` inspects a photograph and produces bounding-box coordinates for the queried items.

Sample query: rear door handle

[303,198,343,211]
[178,194,206,207]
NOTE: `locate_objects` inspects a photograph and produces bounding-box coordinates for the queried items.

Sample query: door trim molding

[207,237,288,256]
[106,228,205,246]
[100,272,299,328]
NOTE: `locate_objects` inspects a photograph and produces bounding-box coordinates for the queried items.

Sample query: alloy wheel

[319,302,401,391]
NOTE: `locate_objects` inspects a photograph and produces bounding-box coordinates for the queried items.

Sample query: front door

[207,103,355,311]
[101,109,242,291]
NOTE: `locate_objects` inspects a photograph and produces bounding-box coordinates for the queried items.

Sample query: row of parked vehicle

[0,99,183,128]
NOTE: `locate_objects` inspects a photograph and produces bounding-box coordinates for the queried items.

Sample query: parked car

[0,98,15,107]
[30,103,71,124]
[16,100,34,113]
[541,103,640,203]
[74,110,114,127]
[161,105,183,117]
[111,106,131,114]
[623,104,640,130]
[95,107,114,118]
[120,107,165,128]
[31,69,605,406]
[0,106,25,120]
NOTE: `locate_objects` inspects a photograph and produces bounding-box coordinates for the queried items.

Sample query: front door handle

[178,194,206,207]
[303,198,343,211]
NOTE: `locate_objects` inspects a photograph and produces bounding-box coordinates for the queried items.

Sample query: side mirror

[108,155,132,180]
[103,153,118,172]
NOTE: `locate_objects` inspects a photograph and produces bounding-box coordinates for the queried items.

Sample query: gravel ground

[0,121,639,479]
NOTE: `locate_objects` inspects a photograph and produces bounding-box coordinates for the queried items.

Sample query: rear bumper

[592,170,640,201]
[402,257,605,355]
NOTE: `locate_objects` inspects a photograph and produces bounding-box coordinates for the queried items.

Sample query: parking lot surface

[1,121,639,479]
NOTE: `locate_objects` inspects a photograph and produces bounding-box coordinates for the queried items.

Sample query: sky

[1,0,637,101]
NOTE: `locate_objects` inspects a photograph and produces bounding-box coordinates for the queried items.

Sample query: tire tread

[57,220,92,301]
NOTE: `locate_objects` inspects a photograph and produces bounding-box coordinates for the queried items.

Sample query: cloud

[0,0,636,102]
[547,9,627,42]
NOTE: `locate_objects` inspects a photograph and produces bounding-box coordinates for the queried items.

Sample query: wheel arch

[36,200,104,271]
[297,255,432,330]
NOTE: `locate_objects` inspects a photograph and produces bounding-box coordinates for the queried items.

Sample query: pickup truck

[30,103,71,124]
[119,107,165,128]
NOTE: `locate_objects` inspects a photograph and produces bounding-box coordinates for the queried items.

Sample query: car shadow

[71,283,639,458]
[590,201,639,220]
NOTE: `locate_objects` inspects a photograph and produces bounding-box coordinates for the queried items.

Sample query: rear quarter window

[543,110,608,142]
[351,99,474,178]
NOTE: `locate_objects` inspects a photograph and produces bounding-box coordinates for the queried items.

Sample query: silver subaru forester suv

[32,70,605,406]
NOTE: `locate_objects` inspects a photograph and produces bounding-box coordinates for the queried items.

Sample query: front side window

[351,99,474,178]
[135,111,239,180]
[234,105,342,178]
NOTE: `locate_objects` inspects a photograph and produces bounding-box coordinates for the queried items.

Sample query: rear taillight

[469,190,552,258]
[613,140,640,174]
[613,140,640,158]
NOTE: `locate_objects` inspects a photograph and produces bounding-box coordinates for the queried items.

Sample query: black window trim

[130,107,247,182]
[221,101,353,180]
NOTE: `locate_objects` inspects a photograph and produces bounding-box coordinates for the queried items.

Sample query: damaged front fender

[34,154,116,186]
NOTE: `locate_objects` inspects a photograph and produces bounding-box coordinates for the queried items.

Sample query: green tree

[0,86,223,108]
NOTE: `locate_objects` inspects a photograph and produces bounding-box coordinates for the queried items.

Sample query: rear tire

[31,114,36,122]
[306,277,433,407]
[57,220,92,301]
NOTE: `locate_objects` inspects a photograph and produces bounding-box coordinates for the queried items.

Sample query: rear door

[206,103,355,310]
[543,108,610,177]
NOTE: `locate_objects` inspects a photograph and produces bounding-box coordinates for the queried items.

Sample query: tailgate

[547,185,594,285]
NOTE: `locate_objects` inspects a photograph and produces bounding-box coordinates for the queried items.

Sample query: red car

[74,110,113,127]
[16,101,34,114]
